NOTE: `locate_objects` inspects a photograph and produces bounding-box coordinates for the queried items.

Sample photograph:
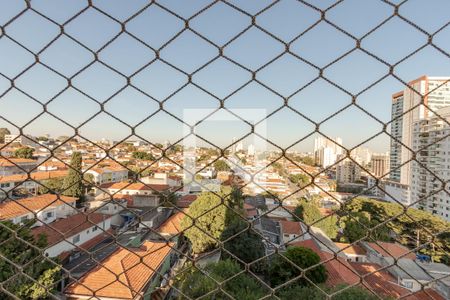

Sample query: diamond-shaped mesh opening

[1,1,450,300]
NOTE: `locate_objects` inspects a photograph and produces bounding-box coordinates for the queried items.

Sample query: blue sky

[0,0,450,152]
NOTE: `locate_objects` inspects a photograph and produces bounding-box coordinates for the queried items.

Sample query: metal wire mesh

[0,0,449,299]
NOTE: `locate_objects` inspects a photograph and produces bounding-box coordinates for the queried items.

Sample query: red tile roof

[32,213,111,246]
[65,241,174,299]
[0,170,68,184]
[0,194,77,220]
[291,240,360,286]
[0,158,37,167]
[335,242,366,256]
[100,181,170,192]
[280,220,302,235]
[350,262,409,299]
[366,242,416,260]
[176,194,197,208]
[157,211,185,235]
[350,263,445,300]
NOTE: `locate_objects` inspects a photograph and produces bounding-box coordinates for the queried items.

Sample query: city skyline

[2,1,450,152]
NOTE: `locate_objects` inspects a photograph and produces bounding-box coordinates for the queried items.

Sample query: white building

[351,146,372,166]
[383,180,412,206]
[389,91,404,182]
[0,158,38,176]
[314,136,343,168]
[84,167,128,185]
[410,106,450,221]
[247,144,255,156]
[0,194,77,225]
[370,152,390,178]
[336,157,362,184]
[32,212,112,259]
[390,76,450,185]
[3,134,38,147]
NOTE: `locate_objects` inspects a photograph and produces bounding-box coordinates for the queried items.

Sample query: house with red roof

[32,212,112,260]
[0,194,77,225]
[65,240,175,300]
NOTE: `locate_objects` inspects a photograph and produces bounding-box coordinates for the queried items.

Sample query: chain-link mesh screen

[0,0,449,299]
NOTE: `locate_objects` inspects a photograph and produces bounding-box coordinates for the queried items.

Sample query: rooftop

[32,213,111,246]
[0,194,77,220]
[365,242,416,260]
[65,241,174,299]
[100,181,170,192]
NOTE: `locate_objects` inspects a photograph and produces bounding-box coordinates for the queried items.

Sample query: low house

[362,241,417,262]
[335,242,368,263]
[84,167,128,185]
[156,210,185,241]
[98,182,171,206]
[350,262,445,300]
[279,220,305,245]
[65,240,175,300]
[0,158,38,176]
[87,196,128,226]
[385,258,450,297]
[0,170,68,197]
[0,194,77,225]
[32,212,112,259]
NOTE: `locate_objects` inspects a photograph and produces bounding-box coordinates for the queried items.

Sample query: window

[92,226,98,232]
[402,281,413,289]
[20,216,28,223]
[72,235,80,244]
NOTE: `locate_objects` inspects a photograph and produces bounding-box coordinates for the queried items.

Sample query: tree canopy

[289,174,311,187]
[221,219,265,264]
[61,152,83,200]
[0,221,60,299]
[14,147,35,159]
[132,151,155,161]
[180,188,240,253]
[268,246,327,287]
[294,199,339,239]
[213,160,231,172]
[177,259,268,300]
[343,197,450,262]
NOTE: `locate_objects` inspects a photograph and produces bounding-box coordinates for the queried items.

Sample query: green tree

[221,220,265,264]
[295,199,339,239]
[14,147,35,159]
[277,284,379,300]
[38,178,65,194]
[180,188,239,253]
[61,152,83,199]
[177,260,268,300]
[132,151,155,161]
[342,197,450,262]
[159,190,179,207]
[0,221,60,299]
[330,285,378,300]
[289,174,311,187]
[0,127,11,143]
[213,160,230,172]
[269,246,327,287]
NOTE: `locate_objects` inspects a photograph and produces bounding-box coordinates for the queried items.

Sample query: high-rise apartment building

[411,106,450,221]
[314,136,343,168]
[370,152,390,178]
[336,157,362,184]
[389,91,404,182]
[390,76,450,184]
[388,76,450,218]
